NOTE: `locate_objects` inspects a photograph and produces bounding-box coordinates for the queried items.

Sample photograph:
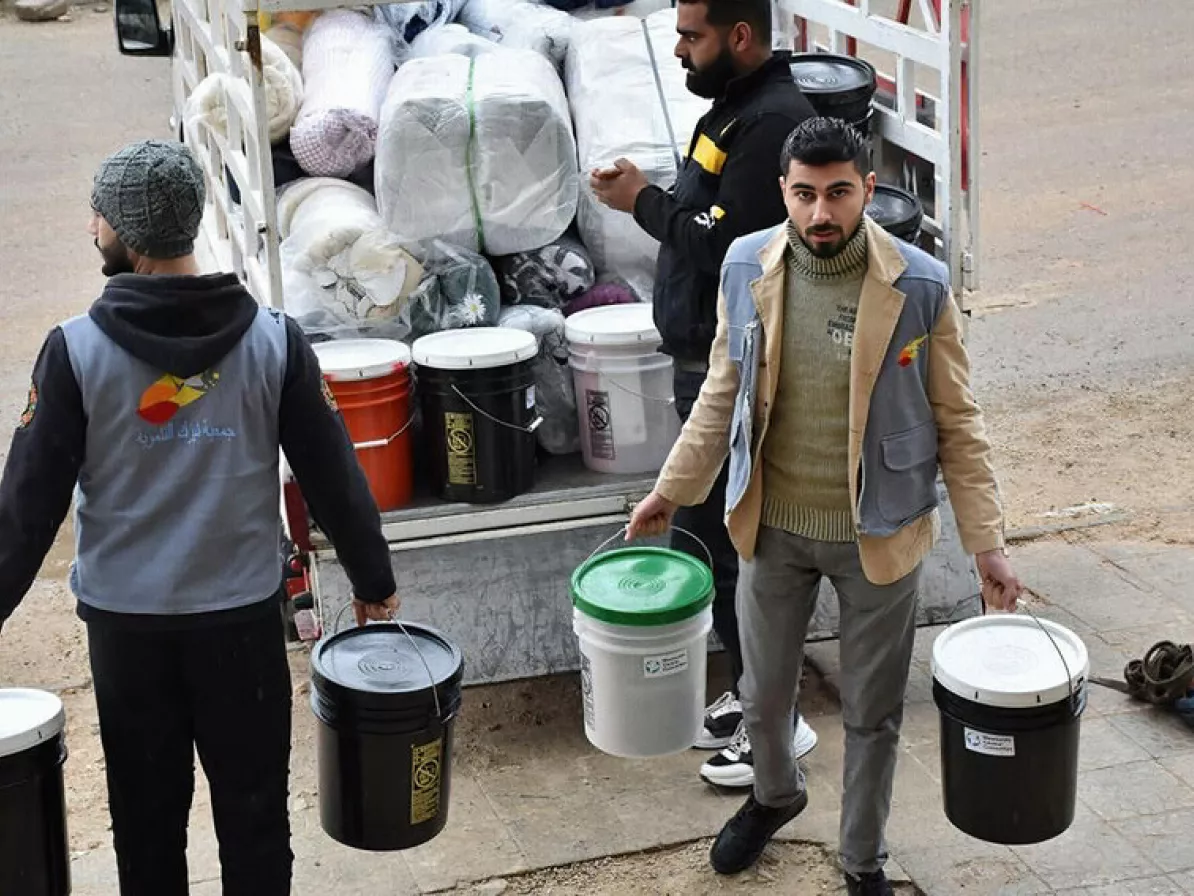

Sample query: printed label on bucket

[445,411,476,486]
[643,648,689,679]
[586,390,616,461]
[964,727,1015,758]
[410,736,444,826]
[581,653,595,729]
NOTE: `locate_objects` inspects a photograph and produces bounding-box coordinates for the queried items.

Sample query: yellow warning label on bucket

[445,412,476,486]
[411,737,443,825]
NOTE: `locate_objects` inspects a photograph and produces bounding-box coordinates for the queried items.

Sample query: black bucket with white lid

[931,613,1089,845]
[0,688,70,896]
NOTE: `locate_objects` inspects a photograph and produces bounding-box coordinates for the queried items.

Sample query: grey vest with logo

[61,307,289,616]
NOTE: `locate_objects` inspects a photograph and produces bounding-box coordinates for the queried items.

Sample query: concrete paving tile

[1170,870,1194,894]
[1109,711,1194,760]
[1079,716,1154,771]
[610,783,741,850]
[1088,543,1179,563]
[478,763,633,869]
[1012,800,1161,889]
[1113,809,1194,874]
[1080,760,1194,821]
[897,841,1051,895]
[1110,550,1194,610]
[1096,617,1194,656]
[1056,876,1186,895]
[400,773,528,892]
[1160,751,1194,790]
[289,807,421,896]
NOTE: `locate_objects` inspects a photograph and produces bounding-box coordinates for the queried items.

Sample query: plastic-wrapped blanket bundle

[184,34,302,145]
[402,241,502,341]
[566,9,711,299]
[290,10,394,178]
[374,0,467,60]
[494,234,595,309]
[457,0,575,70]
[567,0,675,19]
[278,178,423,340]
[375,47,579,256]
[498,305,579,455]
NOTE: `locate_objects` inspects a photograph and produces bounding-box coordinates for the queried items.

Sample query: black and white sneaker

[694,691,743,750]
[700,716,819,789]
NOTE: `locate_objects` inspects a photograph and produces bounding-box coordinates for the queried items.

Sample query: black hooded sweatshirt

[0,273,396,629]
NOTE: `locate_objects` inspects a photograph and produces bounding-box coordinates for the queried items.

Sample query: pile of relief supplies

[182,0,699,456]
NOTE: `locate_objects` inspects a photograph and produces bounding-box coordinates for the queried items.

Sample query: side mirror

[114,0,173,56]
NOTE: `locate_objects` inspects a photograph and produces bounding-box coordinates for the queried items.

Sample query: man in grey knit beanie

[89,139,206,275]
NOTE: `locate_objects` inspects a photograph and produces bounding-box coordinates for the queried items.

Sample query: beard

[96,238,135,277]
[801,219,863,259]
[683,46,739,100]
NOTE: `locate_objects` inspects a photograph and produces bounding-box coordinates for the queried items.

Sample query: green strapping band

[464,56,487,255]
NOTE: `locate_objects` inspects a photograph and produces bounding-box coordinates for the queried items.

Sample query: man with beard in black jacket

[591,0,817,788]
[0,139,397,896]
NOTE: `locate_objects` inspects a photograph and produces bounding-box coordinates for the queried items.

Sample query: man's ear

[863,171,877,205]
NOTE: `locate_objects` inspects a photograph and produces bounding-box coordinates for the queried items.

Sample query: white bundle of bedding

[278,178,423,338]
[566,9,711,298]
[289,10,394,178]
[183,34,302,144]
[407,22,498,58]
[456,0,575,69]
[375,47,579,256]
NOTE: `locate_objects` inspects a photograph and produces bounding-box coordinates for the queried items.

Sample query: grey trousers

[738,526,920,875]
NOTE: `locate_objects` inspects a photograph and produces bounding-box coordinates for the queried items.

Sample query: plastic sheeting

[402,241,502,341]
[278,178,423,340]
[498,305,579,455]
[290,10,394,178]
[493,234,595,309]
[375,47,579,256]
[184,34,302,145]
[374,0,467,61]
[457,0,575,69]
[567,0,675,19]
[566,9,710,299]
[407,23,497,58]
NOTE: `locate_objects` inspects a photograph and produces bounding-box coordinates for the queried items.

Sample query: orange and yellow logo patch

[898,335,928,368]
[138,371,220,424]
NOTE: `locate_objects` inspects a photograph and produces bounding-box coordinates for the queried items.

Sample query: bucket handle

[598,374,676,406]
[332,602,444,722]
[985,603,1080,710]
[450,384,543,435]
[353,414,416,451]
[587,524,714,570]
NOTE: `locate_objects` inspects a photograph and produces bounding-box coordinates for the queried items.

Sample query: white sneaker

[699,716,818,789]
[694,691,743,750]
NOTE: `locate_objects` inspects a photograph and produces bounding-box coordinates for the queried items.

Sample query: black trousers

[87,608,294,896]
[670,367,744,695]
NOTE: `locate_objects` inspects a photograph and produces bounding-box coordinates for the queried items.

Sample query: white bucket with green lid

[571,542,714,758]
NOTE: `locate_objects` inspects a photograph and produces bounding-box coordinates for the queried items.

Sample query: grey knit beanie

[90,140,206,259]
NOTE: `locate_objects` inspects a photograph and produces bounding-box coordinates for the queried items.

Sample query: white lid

[565,302,660,347]
[311,339,411,381]
[0,688,66,758]
[931,615,1090,709]
[412,327,538,371]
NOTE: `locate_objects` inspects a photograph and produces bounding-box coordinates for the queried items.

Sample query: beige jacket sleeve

[928,292,1005,555]
[655,286,742,507]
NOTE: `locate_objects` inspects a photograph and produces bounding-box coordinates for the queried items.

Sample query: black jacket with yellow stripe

[633,52,815,363]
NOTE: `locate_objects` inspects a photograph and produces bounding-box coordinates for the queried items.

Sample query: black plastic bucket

[311,621,464,852]
[931,614,1089,845]
[0,689,70,896]
[412,328,541,504]
[790,53,877,135]
[866,184,924,243]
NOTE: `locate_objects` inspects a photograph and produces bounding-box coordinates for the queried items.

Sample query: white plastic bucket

[570,539,714,759]
[565,304,679,474]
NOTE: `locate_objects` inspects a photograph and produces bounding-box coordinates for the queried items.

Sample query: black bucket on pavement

[931,614,1089,845]
[790,53,877,135]
[0,689,70,896]
[412,328,540,504]
[866,184,925,243]
[311,621,464,851]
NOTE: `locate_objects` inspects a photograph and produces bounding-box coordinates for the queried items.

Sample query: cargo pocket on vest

[878,421,940,526]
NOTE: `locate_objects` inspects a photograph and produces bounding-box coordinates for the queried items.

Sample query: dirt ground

[450,841,917,895]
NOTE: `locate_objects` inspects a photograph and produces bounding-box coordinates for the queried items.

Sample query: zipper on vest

[855,459,866,534]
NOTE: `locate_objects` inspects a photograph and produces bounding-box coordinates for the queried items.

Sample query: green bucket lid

[571,547,714,627]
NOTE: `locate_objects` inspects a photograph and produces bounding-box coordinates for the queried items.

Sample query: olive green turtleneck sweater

[761,222,868,543]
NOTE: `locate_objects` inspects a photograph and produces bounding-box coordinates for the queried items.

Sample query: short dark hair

[678,0,772,45]
[780,117,871,176]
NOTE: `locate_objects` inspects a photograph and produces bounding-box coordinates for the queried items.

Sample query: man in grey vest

[627,119,1023,894]
[0,139,398,896]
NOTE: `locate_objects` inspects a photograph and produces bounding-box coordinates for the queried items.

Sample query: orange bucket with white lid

[312,339,414,512]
